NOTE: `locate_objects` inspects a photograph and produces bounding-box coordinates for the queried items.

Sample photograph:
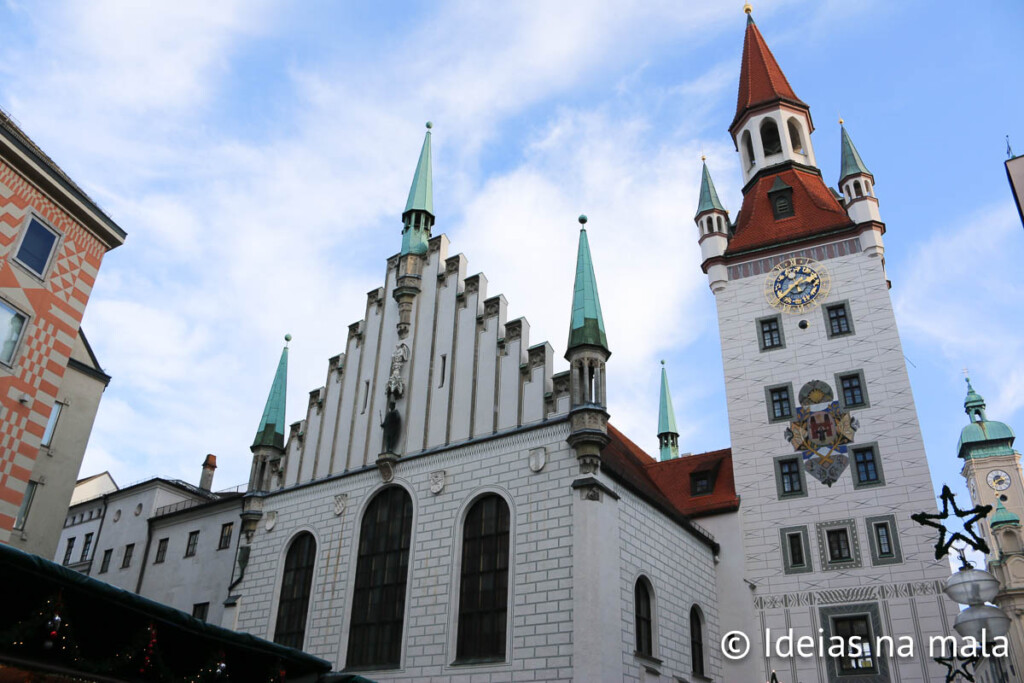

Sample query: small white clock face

[987,469,1012,491]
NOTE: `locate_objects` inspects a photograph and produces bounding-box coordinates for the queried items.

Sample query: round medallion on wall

[764,257,831,314]
[987,469,1012,491]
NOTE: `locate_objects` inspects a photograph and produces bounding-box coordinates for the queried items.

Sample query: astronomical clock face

[765,257,831,313]
[987,469,1012,491]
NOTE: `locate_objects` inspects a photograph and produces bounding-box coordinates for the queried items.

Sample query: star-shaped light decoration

[933,648,980,682]
[910,485,992,561]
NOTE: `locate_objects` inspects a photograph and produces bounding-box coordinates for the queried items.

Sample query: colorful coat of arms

[784,381,859,487]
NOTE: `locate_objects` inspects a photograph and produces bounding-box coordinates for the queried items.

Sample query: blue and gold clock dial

[764,257,831,313]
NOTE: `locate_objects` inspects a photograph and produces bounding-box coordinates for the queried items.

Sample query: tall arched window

[788,118,804,154]
[456,494,511,661]
[347,486,413,670]
[760,118,782,156]
[634,577,653,657]
[742,131,756,169]
[274,532,316,650]
[690,605,705,677]
[854,180,863,197]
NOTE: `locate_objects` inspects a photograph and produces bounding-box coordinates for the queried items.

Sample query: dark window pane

[274,532,317,650]
[828,305,850,335]
[780,459,802,494]
[690,606,704,676]
[348,487,412,669]
[457,495,510,661]
[827,529,851,561]
[854,449,878,483]
[788,534,805,567]
[155,538,168,563]
[17,219,58,276]
[770,387,792,419]
[635,580,652,657]
[761,318,781,348]
[834,616,875,671]
[875,524,893,557]
[842,375,865,406]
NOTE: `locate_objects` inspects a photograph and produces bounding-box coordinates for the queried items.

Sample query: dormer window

[767,177,794,219]
[691,472,713,496]
[760,118,782,156]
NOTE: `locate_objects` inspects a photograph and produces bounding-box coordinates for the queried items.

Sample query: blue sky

[0,0,1021,509]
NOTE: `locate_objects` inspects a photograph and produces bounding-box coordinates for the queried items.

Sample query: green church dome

[957,378,1017,459]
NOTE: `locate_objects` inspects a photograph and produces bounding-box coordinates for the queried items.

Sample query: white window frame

[41,401,63,448]
[13,214,62,280]
[14,480,38,531]
[0,298,29,367]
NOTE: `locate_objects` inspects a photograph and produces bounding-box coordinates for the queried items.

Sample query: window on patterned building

[274,532,316,650]
[456,494,510,662]
[347,486,413,670]
[0,300,27,366]
[634,577,653,657]
[826,529,852,562]
[826,303,852,337]
[758,316,784,350]
[13,480,37,531]
[778,458,803,496]
[41,402,63,448]
[833,615,876,672]
[15,217,60,278]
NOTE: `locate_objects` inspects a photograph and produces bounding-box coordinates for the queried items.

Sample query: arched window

[854,180,863,197]
[690,605,705,677]
[716,216,724,232]
[274,532,316,650]
[742,131,756,169]
[788,118,804,154]
[347,487,413,670]
[634,577,653,657]
[456,494,511,661]
[761,118,782,156]
[865,180,872,196]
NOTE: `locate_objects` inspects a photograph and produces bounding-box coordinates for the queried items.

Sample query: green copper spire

[401,122,435,256]
[695,160,727,219]
[991,499,1021,529]
[405,122,434,215]
[658,361,680,461]
[958,377,1016,459]
[253,335,290,450]
[567,215,608,352]
[964,377,987,421]
[839,123,871,182]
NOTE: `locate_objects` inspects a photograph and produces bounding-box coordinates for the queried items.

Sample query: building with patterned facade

[0,108,125,550]
[58,10,969,683]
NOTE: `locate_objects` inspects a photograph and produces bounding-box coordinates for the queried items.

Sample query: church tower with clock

[697,9,956,682]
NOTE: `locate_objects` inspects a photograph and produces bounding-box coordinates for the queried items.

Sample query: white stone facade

[711,236,959,682]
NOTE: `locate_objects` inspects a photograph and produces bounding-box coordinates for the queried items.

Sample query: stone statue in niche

[386,343,410,399]
[381,399,402,454]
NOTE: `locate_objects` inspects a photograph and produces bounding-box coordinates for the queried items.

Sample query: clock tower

[957,378,1024,677]
[697,9,955,682]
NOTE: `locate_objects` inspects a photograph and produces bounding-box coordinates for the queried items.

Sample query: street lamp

[944,556,1011,641]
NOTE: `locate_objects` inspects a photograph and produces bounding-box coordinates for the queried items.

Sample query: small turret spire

[964,376,988,423]
[658,361,680,461]
[567,215,609,353]
[695,160,728,219]
[401,122,435,256]
[839,123,872,183]
[253,335,290,449]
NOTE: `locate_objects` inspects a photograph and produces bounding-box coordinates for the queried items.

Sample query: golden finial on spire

[839,117,844,125]
[701,154,707,162]
[743,2,753,15]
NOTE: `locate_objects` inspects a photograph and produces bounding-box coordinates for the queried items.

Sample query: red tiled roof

[726,167,853,254]
[645,448,740,518]
[603,425,738,521]
[732,18,806,132]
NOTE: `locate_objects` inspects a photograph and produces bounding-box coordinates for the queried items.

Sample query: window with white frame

[13,480,37,531]
[0,300,27,366]
[42,402,63,448]
[15,217,60,278]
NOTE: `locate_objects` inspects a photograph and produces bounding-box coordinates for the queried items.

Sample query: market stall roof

[0,544,332,682]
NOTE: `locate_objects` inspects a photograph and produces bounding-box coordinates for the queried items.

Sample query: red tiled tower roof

[731,16,807,133]
[727,167,853,254]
